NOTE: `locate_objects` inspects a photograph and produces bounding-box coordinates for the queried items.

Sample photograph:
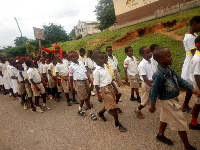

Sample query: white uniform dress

[2,62,12,89]
[0,63,3,86]
[181,33,197,84]
[10,66,19,94]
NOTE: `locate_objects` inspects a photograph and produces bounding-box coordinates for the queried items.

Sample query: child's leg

[85,99,97,120]
[158,121,167,135]
[28,97,34,108]
[35,96,40,107]
[112,108,119,123]
[178,131,190,148]
[65,93,71,106]
[134,88,140,98]
[190,104,200,129]
[182,91,192,111]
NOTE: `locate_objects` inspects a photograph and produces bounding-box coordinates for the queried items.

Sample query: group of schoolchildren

[0,16,200,150]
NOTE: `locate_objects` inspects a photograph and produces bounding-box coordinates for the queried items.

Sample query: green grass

[49,7,200,76]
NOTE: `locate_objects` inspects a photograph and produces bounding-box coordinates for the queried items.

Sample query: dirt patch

[112,19,186,49]
[92,38,101,46]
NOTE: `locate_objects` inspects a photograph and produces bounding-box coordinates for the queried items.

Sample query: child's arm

[124,67,128,82]
[30,79,40,91]
[93,70,102,102]
[95,85,102,102]
[142,75,152,87]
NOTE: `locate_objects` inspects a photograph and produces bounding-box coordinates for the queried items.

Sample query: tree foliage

[43,23,69,44]
[95,0,116,31]
[68,28,76,39]
[14,36,28,46]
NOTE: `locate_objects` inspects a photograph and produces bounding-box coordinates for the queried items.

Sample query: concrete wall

[110,0,200,31]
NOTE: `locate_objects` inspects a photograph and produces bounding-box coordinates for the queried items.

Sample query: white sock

[78,106,82,111]
[43,103,46,107]
[9,92,12,96]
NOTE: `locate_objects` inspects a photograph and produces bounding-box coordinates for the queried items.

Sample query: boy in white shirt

[26,59,50,113]
[93,51,127,132]
[79,48,86,65]
[134,46,157,119]
[106,46,122,87]
[68,51,97,121]
[124,46,141,102]
[55,54,79,105]
[181,16,200,112]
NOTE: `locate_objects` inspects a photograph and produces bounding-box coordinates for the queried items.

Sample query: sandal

[91,113,97,121]
[78,110,86,116]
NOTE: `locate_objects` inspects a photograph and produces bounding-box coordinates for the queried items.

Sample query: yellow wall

[113,0,159,16]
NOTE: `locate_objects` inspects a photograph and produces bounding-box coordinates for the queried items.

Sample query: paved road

[0,88,199,150]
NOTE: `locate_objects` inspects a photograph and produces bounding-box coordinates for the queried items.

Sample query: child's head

[68,51,78,63]
[150,44,159,52]
[195,35,200,51]
[55,54,62,63]
[101,52,108,64]
[153,48,173,66]
[19,56,26,64]
[25,59,34,68]
[87,50,93,58]
[139,46,152,60]
[106,46,112,56]
[125,46,133,57]
[15,62,24,71]
[93,51,104,66]
[40,57,45,64]
[190,16,200,32]
[62,51,67,59]
[9,57,15,65]
[79,48,85,57]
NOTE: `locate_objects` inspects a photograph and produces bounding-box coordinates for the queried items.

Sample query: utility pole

[14,17,29,54]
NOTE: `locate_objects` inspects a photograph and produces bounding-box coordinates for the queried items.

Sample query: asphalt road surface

[0,87,199,150]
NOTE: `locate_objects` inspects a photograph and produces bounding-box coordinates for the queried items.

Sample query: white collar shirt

[124,56,138,76]
[62,59,69,65]
[93,65,112,87]
[85,58,95,70]
[27,68,41,83]
[138,58,157,81]
[69,60,88,80]
[108,55,118,71]
[55,62,69,76]
[9,66,18,77]
[183,33,197,53]
[1,61,9,74]
[190,51,200,85]
[18,70,27,82]
[79,56,86,65]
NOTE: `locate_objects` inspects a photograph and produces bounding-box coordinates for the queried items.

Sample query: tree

[95,0,116,31]
[43,23,69,44]
[14,36,28,46]
[68,28,76,39]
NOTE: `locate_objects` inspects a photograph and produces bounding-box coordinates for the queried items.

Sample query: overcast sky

[0,0,98,48]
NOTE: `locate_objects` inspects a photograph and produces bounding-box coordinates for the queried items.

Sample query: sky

[0,0,99,48]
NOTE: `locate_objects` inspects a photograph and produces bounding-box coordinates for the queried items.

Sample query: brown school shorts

[61,78,69,93]
[48,77,56,88]
[31,83,46,97]
[141,82,151,106]
[18,82,26,95]
[101,85,117,110]
[75,80,90,101]
[114,70,122,87]
[128,75,140,88]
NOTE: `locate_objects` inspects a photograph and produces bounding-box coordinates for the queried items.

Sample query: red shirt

[42,47,63,59]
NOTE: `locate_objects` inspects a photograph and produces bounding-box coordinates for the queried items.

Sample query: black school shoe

[72,98,79,104]
[136,97,141,103]
[67,101,71,106]
[98,112,107,122]
[130,97,137,101]
[189,123,200,130]
[185,146,197,150]
[115,122,127,132]
[156,134,173,145]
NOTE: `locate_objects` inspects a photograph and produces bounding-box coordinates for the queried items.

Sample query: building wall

[113,0,198,26]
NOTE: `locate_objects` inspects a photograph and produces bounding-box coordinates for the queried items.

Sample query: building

[111,0,200,30]
[74,21,101,38]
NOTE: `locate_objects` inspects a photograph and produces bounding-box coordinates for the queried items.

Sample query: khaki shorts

[141,82,151,106]
[25,83,33,97]
[114,70,122,87]
[75,80,90,101]
[31,83,46,97]
[18,82,26,95]
[48,77,56,88]
[101,85,117,110]
[193,84,200,105]
[128,75,140,88]
[61,78,69,93]
[160,98,188,131]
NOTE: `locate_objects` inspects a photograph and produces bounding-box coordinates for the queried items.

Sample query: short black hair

[139,46,148,55]
[62,51,66,55]
[87,50,93,54]
[195,35,200,44]
[92,51,102,61]
[25,59,33,67]
[153,47,168,62]
[106,46,112,51]
[150,44,159,51]
[79,48,85,53]
[101,52,107,55]
[125,46,132,53]
[190,16,200,26]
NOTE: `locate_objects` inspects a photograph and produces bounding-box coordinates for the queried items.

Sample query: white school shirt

[43,63,49,76]
[69,60,88,80]
[9,66,18,78]
[18,70,27,82]
[93,65,112,87]
[138,58,157,81]
[190,51,200,85]
[124,56,138,76]
[27,68,41,83]
[85,58,95,70]
[79,56,86,65]
[48,63,56,78]
[22,62,28,71]
[108,55,118,71]
[37,61,44,74]
[55,62,69,76]
[1,61,9,74]
[62,59,68,65]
